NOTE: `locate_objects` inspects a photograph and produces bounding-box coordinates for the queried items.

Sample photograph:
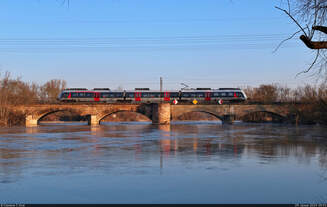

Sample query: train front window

[237,92,244,97]
[61,93,69,98]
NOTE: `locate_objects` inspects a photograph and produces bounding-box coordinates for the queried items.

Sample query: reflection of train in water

[58,88,247,103]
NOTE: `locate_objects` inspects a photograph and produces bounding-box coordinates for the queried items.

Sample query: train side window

[115,93,123,98]
[148,93,158,98]
[100,93,110,98]
[213,92,219,97]
[221,92,226,97]
[182,93,189,98]
[197,92,204,98]
[126,93,134,98]
[87,93,94,98]
[228,92,234,97]
[142,93,149,98]
[71,92,78,98]
[170,92,179,98]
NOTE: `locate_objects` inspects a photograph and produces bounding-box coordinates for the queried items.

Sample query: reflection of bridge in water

[8,103,297,127]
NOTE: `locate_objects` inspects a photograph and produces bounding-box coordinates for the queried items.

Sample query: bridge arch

[240,110,287,122]
[98,110,152,124]
[33,108,84,124]
[175,110,224,121]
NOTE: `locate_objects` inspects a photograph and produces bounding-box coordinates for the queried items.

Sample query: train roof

[124,90,180,92]
[218,88,241,90]
[64,88,88,91]
[181,88,243,92]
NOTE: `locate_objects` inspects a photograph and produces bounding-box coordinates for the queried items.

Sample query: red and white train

[58,88,247,103]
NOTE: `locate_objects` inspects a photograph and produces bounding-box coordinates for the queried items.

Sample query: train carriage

[180,88,247,103]
[58,87,247,103]
[210,88,247,103]
[124,88,180,103]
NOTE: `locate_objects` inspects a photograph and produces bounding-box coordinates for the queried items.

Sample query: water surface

[0,121,326,204]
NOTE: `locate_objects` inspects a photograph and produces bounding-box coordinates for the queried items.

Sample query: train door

[205,92,211,101]
[164,92,170,101]
[134,92,141,102]
[94,92,100,102]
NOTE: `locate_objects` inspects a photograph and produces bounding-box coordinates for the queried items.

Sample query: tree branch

[275,6,308,37]
[313,26,327,34]
[273,30,302,53]
[300,35,327,49]
[296,50,320,76]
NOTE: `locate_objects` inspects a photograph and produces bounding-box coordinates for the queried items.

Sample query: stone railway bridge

[8,103,295,127]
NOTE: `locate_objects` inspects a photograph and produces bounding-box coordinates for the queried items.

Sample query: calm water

[0,121,326,204]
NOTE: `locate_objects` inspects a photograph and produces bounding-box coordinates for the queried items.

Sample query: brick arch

[34,108,84,123]
[239,110,287,121]
[236,105,289,117]
[175,110,224,121]
[98,110,152,123]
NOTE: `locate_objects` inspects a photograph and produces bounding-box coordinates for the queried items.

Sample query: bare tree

[276,0,327,75]
[40,79,66,102]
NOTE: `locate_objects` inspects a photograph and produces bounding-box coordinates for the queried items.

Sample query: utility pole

[160,77,163,93]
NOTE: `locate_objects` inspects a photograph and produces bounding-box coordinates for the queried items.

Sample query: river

[0,121,326,204]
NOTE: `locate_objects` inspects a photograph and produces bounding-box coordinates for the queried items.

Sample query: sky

[0,0,322,90]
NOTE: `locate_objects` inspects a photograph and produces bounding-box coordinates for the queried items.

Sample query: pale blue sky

[0,0,320,90]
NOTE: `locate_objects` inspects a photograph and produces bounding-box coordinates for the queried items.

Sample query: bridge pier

[87,115,99,126]
[152,103,171,125]
[26,115,38,127]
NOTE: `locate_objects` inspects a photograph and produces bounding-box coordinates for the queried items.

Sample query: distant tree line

[244,83,327,104]
[244,83,327,124]
[0,71,66,105]
[0,72,66,126]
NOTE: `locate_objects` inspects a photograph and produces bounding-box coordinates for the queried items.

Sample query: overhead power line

[0,33,300,53]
